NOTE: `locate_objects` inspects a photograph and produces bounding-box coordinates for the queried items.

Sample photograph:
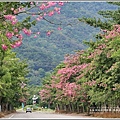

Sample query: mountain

[14,2,119,85]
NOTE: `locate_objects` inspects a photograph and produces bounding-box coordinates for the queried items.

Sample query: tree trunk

[5,103,9,112]
[2,103,5,112]
[77,105,79,113]
[71,103,74,113]
[48,102,50,109]
[0,97,2,112]
[87,105,90,116]
[69,103,72,112]
[60,104,62,110]
[83,105,85,113]
[9,104,12,111]
[64,104,67,111]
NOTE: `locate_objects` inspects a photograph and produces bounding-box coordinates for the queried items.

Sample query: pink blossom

[30,2,33,5]
[39,88,51,101]
[36,18,40,21]
[103,24,120,40]
[48,2,56,6]
[11,40,22,48]
[56,84,62,89]
[4,15,16,20]
[18,34,23,40]
[15,40,22,47]
[54,7,61,12]
[48,11,54,16]
[102,29,107,33]
[6,32,14,39]
[39,4,46,10]
[13,9,19,14]
[117,27,120,33]
[44,13,47,16]
[112,88,116,91]
[39,16,43,19]
[36,16,43,21]
[37,32,40,35]
[22,28,32,36]
[57,11,60,14]
[14,28,18,33]
[11,8,14,11]
[57,27,62,30]
[16,7,24,13]
[46,31,51,36]
[2,44,8,50]
[4,14,18,25]
[34,35,37,38]
[47,2,56,8]
[63,82,78,97]
[58,2,64,6]
[76,73,84,80]
[10,44,16,48]
[11,19,18,25]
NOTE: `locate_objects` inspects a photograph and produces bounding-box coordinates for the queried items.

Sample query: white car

[26,107,32,113]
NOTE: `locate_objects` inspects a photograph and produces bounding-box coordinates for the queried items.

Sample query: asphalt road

[2,110,103,119]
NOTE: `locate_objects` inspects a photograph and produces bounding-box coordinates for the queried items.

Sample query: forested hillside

[14,2,119,85]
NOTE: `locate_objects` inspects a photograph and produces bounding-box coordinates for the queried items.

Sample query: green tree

[0,49,29,111]
[78,2,120,30]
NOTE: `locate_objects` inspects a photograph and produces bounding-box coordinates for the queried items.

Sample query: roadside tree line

[39,2,120,115]
[39,24,120,115]
[0,1,64,112]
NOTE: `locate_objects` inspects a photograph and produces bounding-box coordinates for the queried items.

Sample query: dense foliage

[78,2,120,30]
[0,1,120,114]
[39,2,120,114]
[39,24,120,114]
[0,1,64,111]
[14,2,119,85]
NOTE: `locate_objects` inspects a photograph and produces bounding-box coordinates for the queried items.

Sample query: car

[26,107,32,113]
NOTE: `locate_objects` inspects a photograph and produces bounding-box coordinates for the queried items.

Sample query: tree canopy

[39,2,120,114]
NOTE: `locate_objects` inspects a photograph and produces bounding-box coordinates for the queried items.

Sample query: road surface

[2,110,103,119]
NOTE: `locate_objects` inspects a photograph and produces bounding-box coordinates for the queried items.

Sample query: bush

[23,105,33,110]
[32,105,38,110]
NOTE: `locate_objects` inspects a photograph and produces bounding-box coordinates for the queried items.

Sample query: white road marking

[8,114,14,119]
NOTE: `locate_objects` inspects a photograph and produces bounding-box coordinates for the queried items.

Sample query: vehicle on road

[26,108,32,113]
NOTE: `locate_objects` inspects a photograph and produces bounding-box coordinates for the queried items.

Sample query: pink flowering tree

[0,2,64,51]
[39,50,92,113]
[39,24,120,114]
[83,24,120,109]
[0,1,65,111]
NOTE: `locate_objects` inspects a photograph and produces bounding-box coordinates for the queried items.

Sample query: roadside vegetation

[39,2,120,118]
[0,1,120,118]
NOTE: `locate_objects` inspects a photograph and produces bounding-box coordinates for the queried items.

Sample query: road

[1,110,103,119]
